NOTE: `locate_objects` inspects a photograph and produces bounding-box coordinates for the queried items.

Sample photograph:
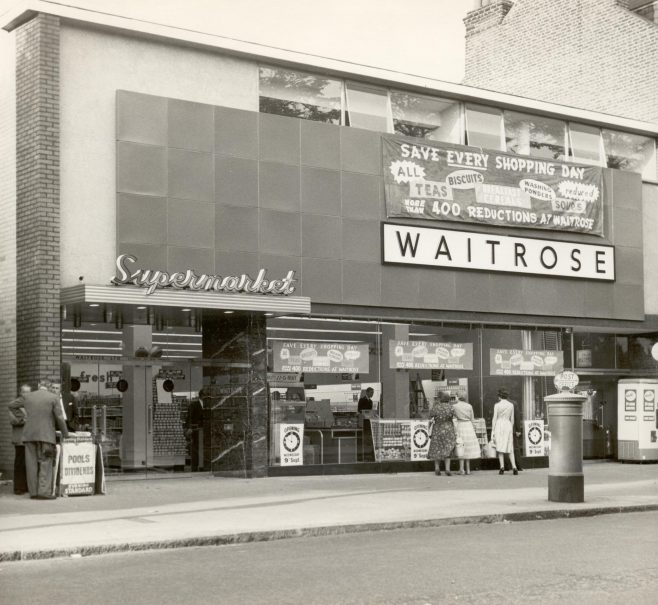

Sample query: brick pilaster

[15,13,61,387]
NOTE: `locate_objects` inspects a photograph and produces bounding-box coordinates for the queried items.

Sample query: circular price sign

[553,370,579,391]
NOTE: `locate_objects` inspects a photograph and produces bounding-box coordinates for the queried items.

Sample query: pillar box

[545,390,587,503]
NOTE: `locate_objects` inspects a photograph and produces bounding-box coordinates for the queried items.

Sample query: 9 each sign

[389,340,473,370]
[273,341,369,374]
[280,424,304,466]
[383,135,604,236]
[490,349,564,376]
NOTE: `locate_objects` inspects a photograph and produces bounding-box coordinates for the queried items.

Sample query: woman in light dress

[452,395,481,475]
[491,388,519,475]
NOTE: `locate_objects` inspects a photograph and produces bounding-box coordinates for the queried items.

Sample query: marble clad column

[202,313,267,477]
[381,324,411,419]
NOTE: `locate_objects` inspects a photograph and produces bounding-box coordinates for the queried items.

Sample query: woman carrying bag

[428,395,457,476]
[491,388,519,475]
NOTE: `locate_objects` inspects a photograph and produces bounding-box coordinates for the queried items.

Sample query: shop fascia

[383,223,615,281]
[111,254,297,295]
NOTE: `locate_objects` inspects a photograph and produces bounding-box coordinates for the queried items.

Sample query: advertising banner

[279,423,304,466]
[410,420,431,461]
[389,340,473,370]
[59,435,96,496]
[524,420,545,457]
[383,135,604,236]
[490,349,564,376]
[272,341,369,374]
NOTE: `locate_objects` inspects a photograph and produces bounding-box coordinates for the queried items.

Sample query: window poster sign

[524,420,545,457]
[389,340,473,370]
[59,435,96,496]
[272,341,369,374]
[490,349,564,376]
[410,420,431,460]
[382,224,615,281]
[279,423,304,466]
[383,135,604,236]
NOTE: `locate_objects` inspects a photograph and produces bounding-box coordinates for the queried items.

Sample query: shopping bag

[483,441,497,458]
[454,438,465,458]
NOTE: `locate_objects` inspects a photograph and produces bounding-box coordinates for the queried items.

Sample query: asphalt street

[1,511,656,605]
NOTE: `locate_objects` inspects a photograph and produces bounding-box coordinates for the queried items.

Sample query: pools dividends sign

[383,135,604,236]
[112,254,297,295]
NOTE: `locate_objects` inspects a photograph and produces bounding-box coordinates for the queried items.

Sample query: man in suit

[8,384,31,495]
[357,387,375,461]
[357,387,374,412]
[10,378,69,499]
[50,381,78,432]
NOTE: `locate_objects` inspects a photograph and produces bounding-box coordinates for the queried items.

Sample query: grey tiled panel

[301,167,341,216]
[168,98,214,152]
[610,168,643,211]
[215,205,259,252]
[583,282,615,318]
[167,199,215,248]
[259,210,301,256]
[380,265,421,308]
[301,258,342,303]
[341,172,381,220]
[117,91,167,146]
[215,250,261,276]
[340,127,381,175]
[168,148,214,202]
[259,113,300,165]
[614,246,643,285]
[301,120,340,169]
[454,272,491,312]
[117,142,167,197]
[342,261,382,306]
[341,219,380,263]
[418,268,457,310]
[215,155,258,207]
[259,254,302,286]
[215,106,259,159]
[259,162,300,212]
[613,284,644,320]
[117,194,167,245]
[117,242,167,272]
[612,207,642,247]
[167,246,215,275]
[488,273,526,315]
[302,214,341,259]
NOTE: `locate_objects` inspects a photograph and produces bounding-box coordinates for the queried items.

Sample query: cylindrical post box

[545,391,587,503]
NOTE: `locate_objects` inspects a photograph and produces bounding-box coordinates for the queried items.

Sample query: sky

[0,0,473,82]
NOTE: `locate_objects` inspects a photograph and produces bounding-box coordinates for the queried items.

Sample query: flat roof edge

[3,1,658,135]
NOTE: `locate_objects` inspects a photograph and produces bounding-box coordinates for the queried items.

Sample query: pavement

[0,460,656,562]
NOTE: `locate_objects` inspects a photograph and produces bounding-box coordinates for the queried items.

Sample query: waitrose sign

[383,223,615,281]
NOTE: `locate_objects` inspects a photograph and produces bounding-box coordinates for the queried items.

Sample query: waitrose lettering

[383,224,615,281]
[112,254,297,295]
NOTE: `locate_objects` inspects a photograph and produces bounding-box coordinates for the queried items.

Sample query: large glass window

[568,123,604,165]
[504,111,567,160]
[602,129,657,180]
[345,82,389,132]
[465,104,504,150]
[391,92,461,143]
[259,66,342,124]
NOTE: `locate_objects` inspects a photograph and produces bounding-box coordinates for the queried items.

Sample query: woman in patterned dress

[452,395,481,475]
[428,395,456,476]
[491,388,519,475]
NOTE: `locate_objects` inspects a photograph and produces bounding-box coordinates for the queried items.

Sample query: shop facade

[1,7,657,478]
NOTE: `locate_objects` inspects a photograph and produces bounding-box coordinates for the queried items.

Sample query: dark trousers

[13,445,28,494]
[190,429,204,471]
[25,441,56,498]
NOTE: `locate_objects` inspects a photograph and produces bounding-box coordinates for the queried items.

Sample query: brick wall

[0,28,17,476]
[464,0,658,124]
[15,15,61,386]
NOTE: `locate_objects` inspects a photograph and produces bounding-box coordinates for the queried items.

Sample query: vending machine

[617,378,658,461]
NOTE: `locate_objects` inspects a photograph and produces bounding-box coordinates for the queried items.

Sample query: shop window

[568,123,604,165]
[616,334,658,370]
[504,111,567,160]
[465,104,504,150]
[602,129,657,181]
[345,82,390,132]
[259,66,342,124]
[390,92,461,143]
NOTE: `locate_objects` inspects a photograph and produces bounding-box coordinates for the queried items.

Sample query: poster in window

[389,340,473,370]
[490,349,563,376]
[383,134,604,236]
[272,341,369,374]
